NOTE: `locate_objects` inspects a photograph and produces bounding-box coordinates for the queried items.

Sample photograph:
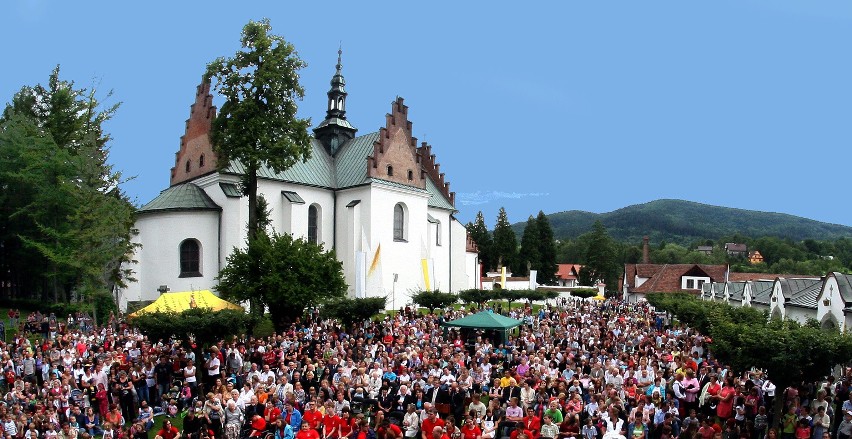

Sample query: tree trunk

[246,166,263,316]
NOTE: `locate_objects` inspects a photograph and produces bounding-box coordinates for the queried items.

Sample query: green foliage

[535,211,559,285]
[578,221,619,291]
[492,207,518,271]
[410,290,458,313]
[466,211,494,272]
[321,297,386,328]
[517,199,852,247]
[570,288,598,299]
[495,289,523,308]
[216,232,346,330]
[516,216,540,277]
[646,293,852,391]
[0,66,135,306]
[458,289,496,304]
[132,308,258,347]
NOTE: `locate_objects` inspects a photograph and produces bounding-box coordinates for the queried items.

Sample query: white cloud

[456,191,550,206]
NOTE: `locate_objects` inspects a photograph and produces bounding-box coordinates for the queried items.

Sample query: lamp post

[392,273,398,311]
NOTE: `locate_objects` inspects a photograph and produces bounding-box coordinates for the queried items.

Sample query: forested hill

[513,199,852,244]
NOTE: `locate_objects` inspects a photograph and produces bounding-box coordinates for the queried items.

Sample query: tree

[0,67,135,308]
[132,308,258,351]
[458,289,496,307]
[647,292,852,422]
[321,297,387,329]
[516,216,540,277]
[466,211,494,272]
[535,211,558,285]
[492,207,518,272]
[410,290,458,314]
[578,221,619,292]
[206,19,312,314]
[216,232,346,330]
[570,288,598,299]
[496,289,523,310]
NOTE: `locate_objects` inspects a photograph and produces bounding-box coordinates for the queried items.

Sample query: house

[748,251,764,265]
[556,264,582,287]
[622,263,728,302]
[119,53,478,310]
[696,246,714,256]
[815,272,852,331]
[768,277,822,322]
[725,243,748,257]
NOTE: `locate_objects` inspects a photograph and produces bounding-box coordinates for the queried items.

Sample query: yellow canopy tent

[129,290,242,317]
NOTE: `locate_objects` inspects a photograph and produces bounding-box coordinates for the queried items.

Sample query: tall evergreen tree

[492,207,518,272]
[535,211,558,284]
[0,67,135,307]
[578,220,619,292]
[516,216,540,277]
[466,211,494,271]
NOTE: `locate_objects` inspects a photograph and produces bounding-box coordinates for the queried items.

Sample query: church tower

[313,49,357,155]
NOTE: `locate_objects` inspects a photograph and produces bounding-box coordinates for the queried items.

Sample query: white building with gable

[120,53,479,310]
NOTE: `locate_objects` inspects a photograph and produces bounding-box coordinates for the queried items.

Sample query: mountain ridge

[510,199,852,244]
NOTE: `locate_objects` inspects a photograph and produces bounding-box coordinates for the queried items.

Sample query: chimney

[642,236,650,264]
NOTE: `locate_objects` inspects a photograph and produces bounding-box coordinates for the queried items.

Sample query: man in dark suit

[502,378,521,405]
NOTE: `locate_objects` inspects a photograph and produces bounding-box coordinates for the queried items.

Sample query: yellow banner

[421,258,431,290]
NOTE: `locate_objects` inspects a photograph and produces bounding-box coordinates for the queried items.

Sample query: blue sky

[2,1,851,230]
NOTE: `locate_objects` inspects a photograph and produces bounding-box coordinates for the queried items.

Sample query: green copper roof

[369,178,429,194]
[223,139,335,188]
[139,183,221,214]
[335,132,378,188]
[219,182,242,198]
[425,176,456,211]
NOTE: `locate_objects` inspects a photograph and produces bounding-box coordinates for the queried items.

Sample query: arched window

[179,239,201,277]
[199,154,205,168]
[185,160,191,173]
[387,165,394,177]
[393,203,407,241]
[407,170,413,181]
[308,204,319,244]
[435,220,441,246]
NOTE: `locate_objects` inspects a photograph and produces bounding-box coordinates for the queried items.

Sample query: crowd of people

[0,298,848,439]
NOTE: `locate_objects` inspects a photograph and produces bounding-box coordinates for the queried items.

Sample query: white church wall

[335,185,372,298]
[368,184,430,305]
[132,210,219,305]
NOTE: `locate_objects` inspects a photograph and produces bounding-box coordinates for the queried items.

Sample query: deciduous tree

[216,232,346,330]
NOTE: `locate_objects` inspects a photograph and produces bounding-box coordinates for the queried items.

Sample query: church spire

[314,47,357,155]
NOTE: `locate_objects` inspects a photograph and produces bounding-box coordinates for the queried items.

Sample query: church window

[408,170,413,181]
[387,165,394,177]
[199,154,205,168]
[185,160,191,173]
[435,220,442,246]
[179,239,201,277]
[308,204,320,244]
[393,203,407,241]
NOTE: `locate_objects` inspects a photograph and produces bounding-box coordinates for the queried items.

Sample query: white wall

[129,210,220,307]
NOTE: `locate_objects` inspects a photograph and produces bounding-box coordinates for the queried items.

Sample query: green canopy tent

[441,310,523,346]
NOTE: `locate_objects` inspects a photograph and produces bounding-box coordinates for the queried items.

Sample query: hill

[512,199,852,244]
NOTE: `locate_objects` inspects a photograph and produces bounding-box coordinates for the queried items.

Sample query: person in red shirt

[250,415,268,437]
[155,420,181,439]
[297,422,321,439]
[303,402,323,432]
[338,409,354,439]
[421,409,446,439]
[523,409,541,439]
[265,402,283,427]
[377,419,403,439]
[460,417,482,439]
[323,408,341,439]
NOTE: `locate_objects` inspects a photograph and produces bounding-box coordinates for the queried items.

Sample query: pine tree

[466,211,494,271]
[536,211,558,284]
[516,216,540,277]
[492,207,518,273]
[578,220,618,293]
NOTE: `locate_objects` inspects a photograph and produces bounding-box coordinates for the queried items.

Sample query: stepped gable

[466,233,479,252]
[417,141,455,206]
[367,97,425,189]
[171,78,217,185]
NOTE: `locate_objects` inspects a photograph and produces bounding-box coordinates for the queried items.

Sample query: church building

[120,52,480,310]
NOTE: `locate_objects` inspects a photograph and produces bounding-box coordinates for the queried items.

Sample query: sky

[2,1,851,229]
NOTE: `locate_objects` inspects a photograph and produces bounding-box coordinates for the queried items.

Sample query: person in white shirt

[184,360,197,397]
